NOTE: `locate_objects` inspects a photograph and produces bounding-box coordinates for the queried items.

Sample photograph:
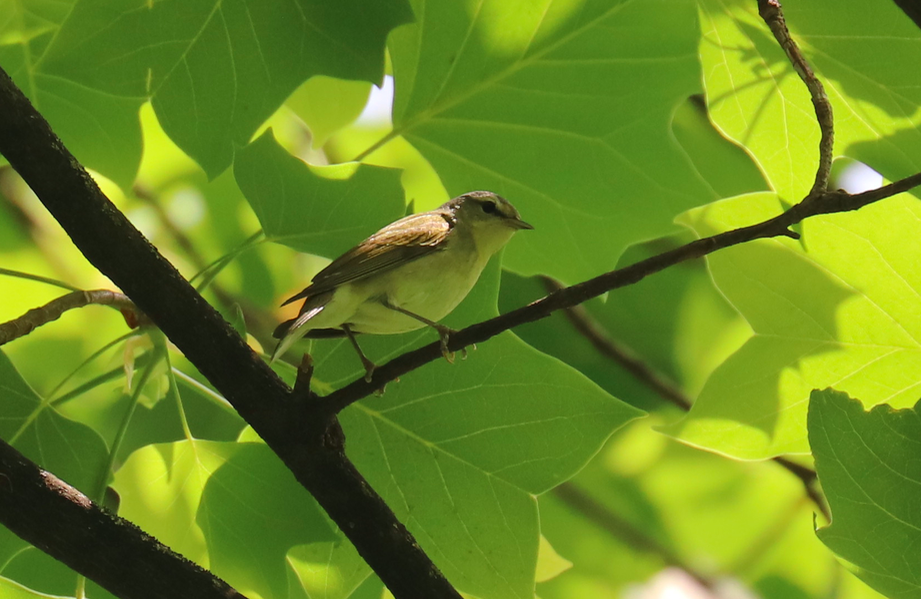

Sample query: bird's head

[448,190,532,256]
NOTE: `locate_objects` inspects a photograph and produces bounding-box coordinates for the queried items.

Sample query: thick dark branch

[0,66,460,599]
[758,0,834,196]
[325,179,920,412]
[0,438,246,599]
[892,0,921,30]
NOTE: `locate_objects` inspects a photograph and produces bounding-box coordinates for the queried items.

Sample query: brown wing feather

[280,212,453,308]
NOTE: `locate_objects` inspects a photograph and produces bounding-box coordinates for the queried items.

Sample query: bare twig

[0,289,146,346]
[553,483,713,588]
[539,275,692,411]
[758,0,835,196]
[538,276,832,520]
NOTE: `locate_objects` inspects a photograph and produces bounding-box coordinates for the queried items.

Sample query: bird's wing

[280,212,452,307]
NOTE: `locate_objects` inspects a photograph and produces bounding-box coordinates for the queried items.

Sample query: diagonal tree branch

[0,1,916,596]
[0,438,247,599]
[0,65,461,599]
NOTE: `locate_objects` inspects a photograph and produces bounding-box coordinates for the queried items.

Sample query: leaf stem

[0,267,79,291]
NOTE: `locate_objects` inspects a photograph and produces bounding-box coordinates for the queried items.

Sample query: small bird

[271,190,532,381]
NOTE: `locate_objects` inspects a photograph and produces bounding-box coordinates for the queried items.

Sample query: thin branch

[539,275,691,411]
[775,457,829,520]
[553,483,713,588]
[758,0,834,196]
[0,438,247,599]
[0,267,80,291]
[0,289,146,346]
[538,276,831,520]
[0,65,461,599]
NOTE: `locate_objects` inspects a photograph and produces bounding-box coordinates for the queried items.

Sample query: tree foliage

[1,0,919,598]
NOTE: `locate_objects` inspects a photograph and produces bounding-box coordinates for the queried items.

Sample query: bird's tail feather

[269,303,327,363]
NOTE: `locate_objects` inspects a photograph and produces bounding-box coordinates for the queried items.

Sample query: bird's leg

[381,301,460,363]
[341,324,377,383]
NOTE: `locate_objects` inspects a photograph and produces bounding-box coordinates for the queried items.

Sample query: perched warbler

[271,190,532,380]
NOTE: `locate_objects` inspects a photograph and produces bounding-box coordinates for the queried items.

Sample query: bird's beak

[509,217,533,230]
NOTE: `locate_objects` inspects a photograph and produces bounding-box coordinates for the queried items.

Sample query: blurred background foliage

[1,0,919,598]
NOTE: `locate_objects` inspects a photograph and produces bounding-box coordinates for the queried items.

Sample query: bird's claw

[435,325,459,364]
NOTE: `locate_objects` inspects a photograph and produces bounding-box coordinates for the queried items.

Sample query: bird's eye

[481,201,497,214]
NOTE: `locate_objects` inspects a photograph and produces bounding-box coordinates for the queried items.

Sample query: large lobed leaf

[699,0,921,199]
[384,0,718,283]
[0,351,109,595]
[809,389,921,599]
[0,0,411,182]
[236,145,642,597]
[668,192,921,457]
[666,0,921,459]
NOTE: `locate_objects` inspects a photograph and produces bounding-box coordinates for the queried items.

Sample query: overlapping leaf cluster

[1,0,920,598]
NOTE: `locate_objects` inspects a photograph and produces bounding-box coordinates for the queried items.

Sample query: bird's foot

[459,343,477,360]
[434,324,460,363]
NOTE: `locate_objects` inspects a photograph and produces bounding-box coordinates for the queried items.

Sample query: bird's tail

[269,302,328,363]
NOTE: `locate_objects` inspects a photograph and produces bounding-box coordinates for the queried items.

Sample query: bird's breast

[348,241,486,334]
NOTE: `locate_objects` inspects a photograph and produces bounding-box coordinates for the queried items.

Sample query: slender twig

[538,276,831,520]
[553,483,713,588]
[0,267,80,291]
[775,457,829,520]
[0,289,146,346]
[539,275,691,411]
[758,0,834,196]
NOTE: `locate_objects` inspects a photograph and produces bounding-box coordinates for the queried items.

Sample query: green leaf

[699,0,921,199]
[198,443,337,599]
[0,351,109,594]
[0,39,142,188]
[385,0,716,283]
[295,259,643,599]
[235,130,406,256]
[667,192,921,457]
[286,76,373,149]
[0,576,63,599]
[35,0,413,177]
[499,235,751,413]
[809,389,921,599]
[113,439,334,599]
[287,539,372,599]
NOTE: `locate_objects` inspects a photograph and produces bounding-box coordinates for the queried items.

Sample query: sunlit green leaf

[287,76,373,149]
[810,389,921,599]
[668,192,921,457]
[235,130,406,256]
[199,443,337,599]
[384,0,717,283]
[699,0,921,199]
